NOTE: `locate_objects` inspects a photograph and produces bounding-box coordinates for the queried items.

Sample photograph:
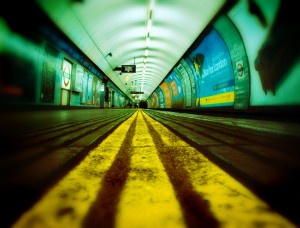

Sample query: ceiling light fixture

[145,36,150,47]
[144,49,148,57]
[139,0,155,99]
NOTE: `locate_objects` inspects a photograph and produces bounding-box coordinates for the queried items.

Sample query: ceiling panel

[36,0,228,101]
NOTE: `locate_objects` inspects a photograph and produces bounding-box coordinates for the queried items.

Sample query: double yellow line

[13,110,296,228]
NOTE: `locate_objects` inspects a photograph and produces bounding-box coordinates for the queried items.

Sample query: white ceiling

[36,0,228,101]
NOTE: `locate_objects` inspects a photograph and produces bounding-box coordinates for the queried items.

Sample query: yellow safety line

[142,110,296,228]
[12,109,296,228]
[12,112,138,228]
[115,110,185,228]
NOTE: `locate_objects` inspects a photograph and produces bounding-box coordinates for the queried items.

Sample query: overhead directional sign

[130,91,144,94]
[122,65,136,73]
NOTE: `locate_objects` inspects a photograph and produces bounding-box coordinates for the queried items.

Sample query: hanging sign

[130,91,144,94]
[121,65,136,73]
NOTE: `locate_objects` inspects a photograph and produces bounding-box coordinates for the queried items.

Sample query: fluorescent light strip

[146,19,152,34]
[146,36,150,47]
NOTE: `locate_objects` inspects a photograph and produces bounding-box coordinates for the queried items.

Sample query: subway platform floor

[8,109,297,228]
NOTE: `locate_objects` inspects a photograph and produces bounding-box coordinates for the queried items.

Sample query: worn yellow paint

[115,110,185,228]
[200,91,235,106]
[143,111,296,228]
[12,112,138,228]
[12,109,296,228]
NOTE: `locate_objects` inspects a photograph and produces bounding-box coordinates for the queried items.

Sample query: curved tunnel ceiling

[36,0,228,101]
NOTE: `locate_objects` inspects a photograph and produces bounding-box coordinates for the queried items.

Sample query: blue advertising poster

[156,87,165,108]
[186,29,234,107]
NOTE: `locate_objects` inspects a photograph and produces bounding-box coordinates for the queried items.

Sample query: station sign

[130,91,144,94]
[121,65,136,73]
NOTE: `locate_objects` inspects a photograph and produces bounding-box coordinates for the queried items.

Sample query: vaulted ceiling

[36,0,233,101]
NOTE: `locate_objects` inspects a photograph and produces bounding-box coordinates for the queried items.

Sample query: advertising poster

[159,81,172,108]
[176,63,192,107]
[187,29,234,107]
[93,76,99,105]
[74,65,84,92]
[150,92,159,108]
[165,71,183,109]
[87,74,93,104]
[185,57,201,108]
[156,87,165,108]
[81,72,88,104]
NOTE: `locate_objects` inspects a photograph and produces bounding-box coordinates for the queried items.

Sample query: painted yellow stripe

[143,111,296,227]
[12,110,184,228]
[12,112,138,228]
[200,91,234,105]
[12,109,296,228]
[115,110,185,228]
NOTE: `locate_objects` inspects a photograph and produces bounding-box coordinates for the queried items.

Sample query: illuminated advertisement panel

[81,72,88,104]
[156,87,165,108]
[213,15,250,109]
[61,59,72,90]
[180,59,197,108]
[165,71,183,109]
[175,63,192,107]
[93,77,99,105]
[152,92,159,108]
[151,96,155,108]
[186,29,234,107]
[87,74,93,104]
[159,81,172,108]
[185,57,200,108]
[148,95,153,108]
[147,96,152,108]
[74,65,84,92]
